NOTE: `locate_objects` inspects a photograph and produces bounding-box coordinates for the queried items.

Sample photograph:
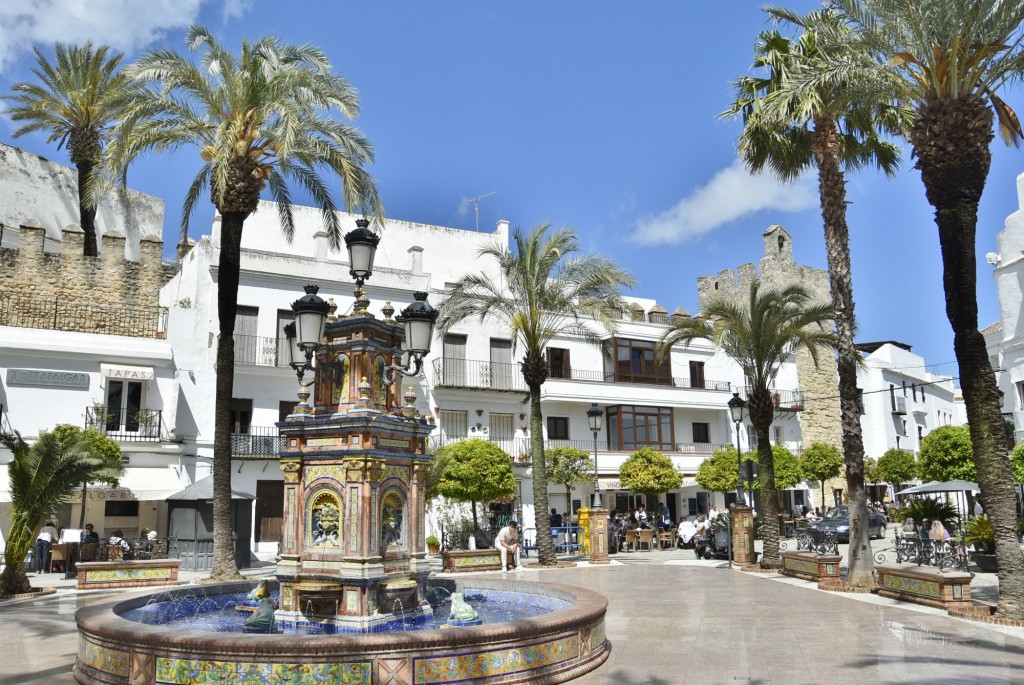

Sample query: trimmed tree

[1011,443,1024,484]
[875,448,918,492]
[696,446,742,494]
[1,426,123,595]
[432,439,516,533]
[619,447,683,503]
[546,447,594,514]
[919,425,976,483]
[800,442,844,510]
[748,445,804,492]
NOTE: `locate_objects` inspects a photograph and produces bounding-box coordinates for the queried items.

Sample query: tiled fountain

[75,280,609,685]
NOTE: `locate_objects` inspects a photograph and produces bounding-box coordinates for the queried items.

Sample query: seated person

[677,519,698,546]
[901,517,917,538]
[494,520,521,572]
[108,530,132,558]
[918,518,933,540]
[930,519,950,541]
[802,505,819,522]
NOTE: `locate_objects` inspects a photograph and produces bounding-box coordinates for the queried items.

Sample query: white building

[986,172,1024,442]
[854,341,961,501]
[162,202,815,551]
[0,144,189,549]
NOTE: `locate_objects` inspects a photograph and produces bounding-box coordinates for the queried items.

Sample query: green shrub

[892,498,958,530]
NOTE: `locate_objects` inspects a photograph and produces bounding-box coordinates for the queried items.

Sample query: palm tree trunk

[77,161,99,258]
[911,96,1024,617]
[813,120,872,586]
[529,382,556,565]
[210,211,246,581]
[748,387,780,567]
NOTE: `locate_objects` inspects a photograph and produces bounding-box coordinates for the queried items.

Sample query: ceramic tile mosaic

[413,634,579,684]
[882,573,941,599]
[79,638,130,677]
[154,658,371,684]
[783,557,819,575]
[84,567,173,583]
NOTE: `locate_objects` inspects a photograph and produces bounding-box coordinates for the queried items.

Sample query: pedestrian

[35,520,58,574]
[495,520,522,572]
[973,497,984,516]
[548,508,563,529]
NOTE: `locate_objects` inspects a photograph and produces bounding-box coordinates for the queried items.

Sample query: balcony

[427,435,726,458]
[891,396,907,415]
[432,358,526,392]
[0,292,167,338]
[742,387,805,412]
[85,406,164,442]
[432,357,730,393]
[231,426,284,458]
[234,335,290,367]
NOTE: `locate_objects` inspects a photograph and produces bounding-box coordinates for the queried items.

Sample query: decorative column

[731,505,756,567]
[577,507,590,554]
[587,508,609,565]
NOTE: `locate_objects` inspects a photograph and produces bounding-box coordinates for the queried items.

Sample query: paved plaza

[3,545,1024,685]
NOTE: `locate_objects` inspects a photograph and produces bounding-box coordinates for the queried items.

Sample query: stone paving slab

[3,550,1023,684]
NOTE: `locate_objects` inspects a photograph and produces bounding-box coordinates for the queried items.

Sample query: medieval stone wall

[697,225,843,474]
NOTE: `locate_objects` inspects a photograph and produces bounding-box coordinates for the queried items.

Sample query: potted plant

[425,535,440,555]
[964,514,997,572]
[133,408,160,438]
[90,403,116,431]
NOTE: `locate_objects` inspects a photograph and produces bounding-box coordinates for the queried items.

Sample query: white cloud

[0,0,248,74]
[632,159,818,246]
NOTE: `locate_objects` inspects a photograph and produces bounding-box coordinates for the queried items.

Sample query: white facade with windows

[855,341,961,468]
[986,172,1024,443]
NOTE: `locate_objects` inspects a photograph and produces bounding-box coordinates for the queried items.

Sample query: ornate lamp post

[587,403,604,508]
[285,285,330,417]
[728,392,746,504]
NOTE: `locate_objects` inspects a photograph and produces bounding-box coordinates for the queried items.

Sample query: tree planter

[971,552,998,573]
[427,543,440,555]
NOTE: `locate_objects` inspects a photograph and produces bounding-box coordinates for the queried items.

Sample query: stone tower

[697,225,842,472]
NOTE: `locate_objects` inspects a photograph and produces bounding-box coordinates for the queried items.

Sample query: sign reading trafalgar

[7,369,90,389]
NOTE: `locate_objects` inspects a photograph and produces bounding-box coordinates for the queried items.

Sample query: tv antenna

[461,191,496,231]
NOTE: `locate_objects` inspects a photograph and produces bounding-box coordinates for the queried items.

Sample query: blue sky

[2,1,1022,378]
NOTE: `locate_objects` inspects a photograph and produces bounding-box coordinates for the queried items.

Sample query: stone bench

[780,551,842,583]
[75,558,181,590]
[874,563,973,610]
[441,549,503,573]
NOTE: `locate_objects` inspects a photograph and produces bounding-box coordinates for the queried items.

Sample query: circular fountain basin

[74,577,609,684]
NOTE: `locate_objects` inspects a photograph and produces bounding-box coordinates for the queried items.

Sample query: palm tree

[110,26,383,580]
[438,224,635,565]
[2,43,139,257]
[0,426,123,595]
[721,6,907,587]
[810,0,1024,618]
[659,281,835,567]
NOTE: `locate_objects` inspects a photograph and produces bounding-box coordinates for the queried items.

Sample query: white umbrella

[896,480,979,495]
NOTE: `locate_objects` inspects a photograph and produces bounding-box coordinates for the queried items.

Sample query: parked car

[809,505,887,542]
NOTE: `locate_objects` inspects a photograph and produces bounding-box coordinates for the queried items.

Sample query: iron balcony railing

[428,435,726,458]
[742,387,805,411]
[433,356,729,391]
[432,358,526,391]
[0,292,168,338]
[234,335,290,367]
[231,426,284,457]
[85,406,163,442]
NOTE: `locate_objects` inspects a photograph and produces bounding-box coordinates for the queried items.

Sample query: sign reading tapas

[7,369,90,389]
[101,364,155,380]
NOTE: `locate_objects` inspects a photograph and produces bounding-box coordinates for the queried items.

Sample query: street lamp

[344,217,380,315]
[286,285,330,416]
[587,403,604,508]
[383,292,439,386]
[728,392,746,505]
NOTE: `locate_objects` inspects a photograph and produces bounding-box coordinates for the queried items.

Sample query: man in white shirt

[35,521,58,574]
[495,520,522,572]
[709,505,720,521]
[973,498,984,516]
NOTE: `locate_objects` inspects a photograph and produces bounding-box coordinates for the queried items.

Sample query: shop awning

[598,475,698,491]
[167,475,255,501]
[86,468,185,502]
[100,363,155,380]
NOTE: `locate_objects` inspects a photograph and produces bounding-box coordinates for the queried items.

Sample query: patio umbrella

[896,480,979,534]
[896,480,979,495]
